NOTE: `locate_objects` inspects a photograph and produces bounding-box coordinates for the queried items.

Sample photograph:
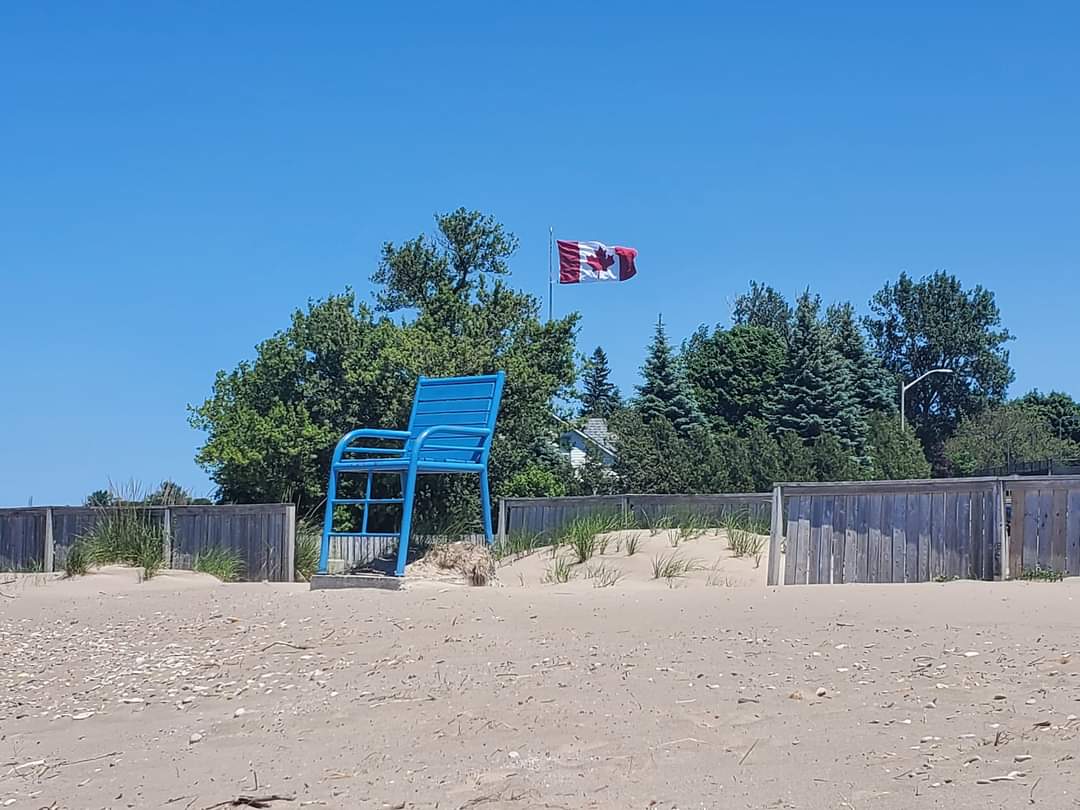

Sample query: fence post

[995,479,1008,581]
[767,485,783,586]
[285,504,296,582]
[621,495,630,527]
[43,507,55,572]
[162,507,172,569]
[497,498,508,544]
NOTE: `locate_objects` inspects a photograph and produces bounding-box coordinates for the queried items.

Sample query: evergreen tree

[826,303,896,414]
[611,411,721,494]
[580,346,622,418]
[683,323,786,433]
[864,413,931,479]
[767,292,865,453]
[636,315,706,436]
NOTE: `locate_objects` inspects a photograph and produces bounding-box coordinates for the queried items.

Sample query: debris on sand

[409,542,497,586]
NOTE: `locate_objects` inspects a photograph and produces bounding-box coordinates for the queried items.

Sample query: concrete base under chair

[310,574,403,591]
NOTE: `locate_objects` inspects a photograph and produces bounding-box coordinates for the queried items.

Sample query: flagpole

[548,226,554,322]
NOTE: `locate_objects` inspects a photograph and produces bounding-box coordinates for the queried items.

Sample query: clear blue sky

[2,3,1078,505]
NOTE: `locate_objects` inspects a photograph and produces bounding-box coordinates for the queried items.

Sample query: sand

[2,534,1080,810]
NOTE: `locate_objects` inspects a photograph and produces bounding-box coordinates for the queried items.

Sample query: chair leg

[360,471,373,535]
[319,469,337,574]
[394,468,417,577]
[480,470,494,545]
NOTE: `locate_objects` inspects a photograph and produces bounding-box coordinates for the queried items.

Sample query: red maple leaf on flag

[585,246,615,277]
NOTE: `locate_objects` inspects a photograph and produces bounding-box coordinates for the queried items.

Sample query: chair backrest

[407,372,506,464]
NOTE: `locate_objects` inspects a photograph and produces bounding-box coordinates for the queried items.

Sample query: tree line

[187,210,1080,524]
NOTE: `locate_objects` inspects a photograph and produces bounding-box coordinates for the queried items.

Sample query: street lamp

[900,368,954,431]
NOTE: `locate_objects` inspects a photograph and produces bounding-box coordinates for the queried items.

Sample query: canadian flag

[557,240,638,284]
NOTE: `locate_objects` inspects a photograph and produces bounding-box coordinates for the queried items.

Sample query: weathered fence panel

[770,479,1002,585]
[1006,477,1080,577]
[498,493,772,542]
[0,505,295,581]
[170,505,293,581]
[0,509,47,571]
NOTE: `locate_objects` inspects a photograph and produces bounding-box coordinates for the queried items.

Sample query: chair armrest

[410,425,492,459]
[333,428,411,463]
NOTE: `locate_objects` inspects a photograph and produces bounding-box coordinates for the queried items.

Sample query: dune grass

[194,547,244,582]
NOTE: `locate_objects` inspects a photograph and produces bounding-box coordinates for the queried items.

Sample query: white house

[557,417,618,469]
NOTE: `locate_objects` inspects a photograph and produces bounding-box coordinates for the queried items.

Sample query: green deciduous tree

[370,208,517,312]
[944,403,1079,476]
[864,271,1014,463]
[580,346,622,418]
[190,210,577,528]
[84,489,113,507]
[636,315,705,436]
[683,324,786,433]
[569,445,619,496]
[732,281,793,340]
[1016,390,1080,446]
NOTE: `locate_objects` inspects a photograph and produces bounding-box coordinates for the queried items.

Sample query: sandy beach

[3,530,1080,809]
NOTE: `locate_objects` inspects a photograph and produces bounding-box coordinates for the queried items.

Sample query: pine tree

[580,346,622,418]
[636,315,706,436]
[826,303,896,414]
[768,292,866,453]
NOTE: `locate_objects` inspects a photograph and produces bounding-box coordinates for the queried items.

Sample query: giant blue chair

[318,372,506,577]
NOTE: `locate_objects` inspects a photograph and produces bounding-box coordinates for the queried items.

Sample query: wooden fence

[767,478,1005,586]
[497,493,772,542]
[1007,477,1080,577]
[0,504,296,581]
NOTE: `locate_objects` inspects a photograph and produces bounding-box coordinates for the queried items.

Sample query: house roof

[554,414,618,458]
[581,418,615,450]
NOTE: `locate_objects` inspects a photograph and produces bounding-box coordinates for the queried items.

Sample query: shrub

[194,547,244,582]
[503,466,568,498]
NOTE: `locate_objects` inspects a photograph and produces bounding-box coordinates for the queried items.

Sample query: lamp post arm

[899,368,953,432]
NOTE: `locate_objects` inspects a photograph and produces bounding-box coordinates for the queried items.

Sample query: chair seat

[334,457,485,474]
